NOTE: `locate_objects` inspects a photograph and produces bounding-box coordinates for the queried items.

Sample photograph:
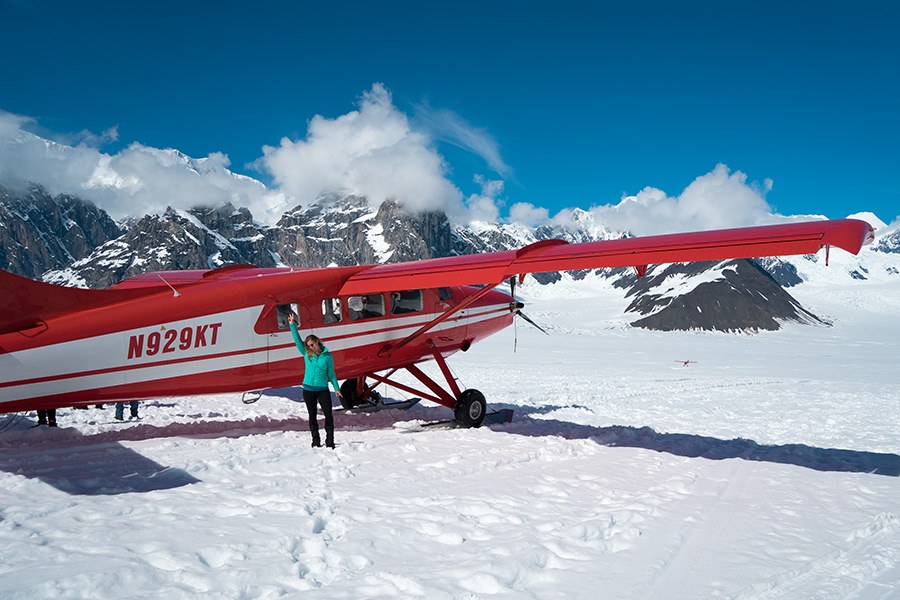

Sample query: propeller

[508,276,549,353]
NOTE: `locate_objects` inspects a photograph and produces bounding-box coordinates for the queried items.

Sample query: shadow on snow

[0,435,201,496]
[497,405,900,477]
[1,396,896,496]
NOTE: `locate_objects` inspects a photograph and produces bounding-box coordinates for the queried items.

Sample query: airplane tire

[454,389,486,428]
[339,379,359,409]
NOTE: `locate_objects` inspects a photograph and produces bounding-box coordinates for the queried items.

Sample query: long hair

[304,334,323,356]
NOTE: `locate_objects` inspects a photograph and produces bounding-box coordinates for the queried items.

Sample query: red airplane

[0,218,874,427]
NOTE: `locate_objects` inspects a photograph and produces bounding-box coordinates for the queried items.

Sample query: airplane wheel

[454,389,486,428]
[339,379,359,409]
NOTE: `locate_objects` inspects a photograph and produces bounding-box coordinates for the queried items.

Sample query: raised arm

[287,314,305,356]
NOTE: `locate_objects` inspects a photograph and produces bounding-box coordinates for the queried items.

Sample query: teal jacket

[289,323,340,392]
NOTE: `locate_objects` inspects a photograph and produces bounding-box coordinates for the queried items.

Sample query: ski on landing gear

[421,408,515,430]
[335,394,421,413]
[335,378,421,413]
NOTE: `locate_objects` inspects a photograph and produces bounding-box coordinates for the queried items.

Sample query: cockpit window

[348,294,385,320]
[438,287,453,301]
[391,290,423,314]
[322,298,341,324]
[276,303,299,329]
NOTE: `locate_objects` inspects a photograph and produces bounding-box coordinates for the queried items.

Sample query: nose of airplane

[498,279,549,335]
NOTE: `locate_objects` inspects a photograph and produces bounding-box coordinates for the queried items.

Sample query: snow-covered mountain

[873,228,900,254]
[0,184,122,280]
[2,184,898,332]
[624,259,826,332]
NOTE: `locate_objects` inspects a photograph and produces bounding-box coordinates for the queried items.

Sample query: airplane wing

[338,218,874,296]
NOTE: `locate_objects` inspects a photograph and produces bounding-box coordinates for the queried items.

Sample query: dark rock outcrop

[0,184,121,279]
[626,259,826,331]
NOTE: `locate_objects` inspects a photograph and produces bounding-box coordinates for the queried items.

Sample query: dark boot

[311,437,322,448]
[325,429,335,449]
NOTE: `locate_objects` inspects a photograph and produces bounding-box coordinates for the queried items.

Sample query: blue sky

[1,0,898,230]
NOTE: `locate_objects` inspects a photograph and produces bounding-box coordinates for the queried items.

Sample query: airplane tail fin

[0,269,150,335]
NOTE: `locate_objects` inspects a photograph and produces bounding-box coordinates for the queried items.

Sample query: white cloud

[0,110,283,223]
[584,164,785,236]
[464,175,506,223]
[68,125,119,148]
[413,102,513,179]
[0,110,34,138]
[260,83,466,221]
[4,85,504,225]
[2,102,800,237]
[509,201,549,227]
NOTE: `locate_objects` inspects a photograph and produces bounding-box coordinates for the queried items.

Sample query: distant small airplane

[0,219,873,428]
[676,360,698,367]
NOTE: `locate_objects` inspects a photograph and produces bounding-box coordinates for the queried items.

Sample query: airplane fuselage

[0,266,514,413]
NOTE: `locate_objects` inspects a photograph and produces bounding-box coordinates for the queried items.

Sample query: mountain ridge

[2,183,897,332]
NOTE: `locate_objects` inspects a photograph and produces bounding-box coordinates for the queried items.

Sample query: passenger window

[276,303,299,329]
[390,290,423,314]
[322,298,342,324]
[348,294,385,320]
[438,287,453,301]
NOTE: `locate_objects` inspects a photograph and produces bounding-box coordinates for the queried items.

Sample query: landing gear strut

[363,343,490,428]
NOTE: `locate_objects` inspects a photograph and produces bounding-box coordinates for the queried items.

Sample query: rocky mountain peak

[872,229,900,254]
[626,259,826,332]
[5,186,892,332]
[0,183,122,280]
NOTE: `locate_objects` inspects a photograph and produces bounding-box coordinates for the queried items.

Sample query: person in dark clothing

[36,409,57,427]
[288,313,342,448]
[114,401,139,421]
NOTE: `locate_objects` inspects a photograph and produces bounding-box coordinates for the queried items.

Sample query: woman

[288,313,342,448]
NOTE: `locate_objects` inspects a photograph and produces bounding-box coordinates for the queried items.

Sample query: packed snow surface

[1,279,898,599]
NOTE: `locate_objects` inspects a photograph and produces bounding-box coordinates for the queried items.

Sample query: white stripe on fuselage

[0,303,510,404]
[0,306,260,403]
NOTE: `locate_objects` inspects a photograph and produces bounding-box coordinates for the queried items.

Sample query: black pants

[302,389,334,445]
[37,409,56,425]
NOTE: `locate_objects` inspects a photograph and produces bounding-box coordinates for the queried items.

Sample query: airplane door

[435,287,467,344]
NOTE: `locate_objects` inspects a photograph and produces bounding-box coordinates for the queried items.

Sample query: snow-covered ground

[1,278,898,599]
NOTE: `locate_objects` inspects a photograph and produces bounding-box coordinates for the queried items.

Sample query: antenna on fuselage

[157,274,181,297]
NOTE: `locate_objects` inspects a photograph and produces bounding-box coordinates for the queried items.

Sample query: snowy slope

[0,276,898,599]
